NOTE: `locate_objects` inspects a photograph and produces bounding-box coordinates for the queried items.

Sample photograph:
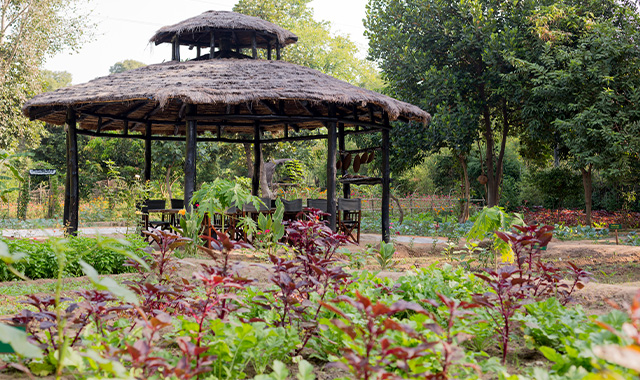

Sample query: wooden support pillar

[210,31,216,59]
[144,122,152,182]
[65,107,79,236]
[381,114,391,243]
[276,42,281,60]
[252,121,261,196]
[267,39,272,60]
[172,36,180,61]
[338,123,349,199]
[251,32,257,59]
[327,105,338,231]
[184,104,197,211]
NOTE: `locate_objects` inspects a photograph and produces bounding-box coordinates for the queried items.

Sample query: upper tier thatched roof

[22,59,429,135]
[150,10,298,49]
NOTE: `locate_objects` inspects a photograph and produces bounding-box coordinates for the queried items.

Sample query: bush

[0,235,145,281]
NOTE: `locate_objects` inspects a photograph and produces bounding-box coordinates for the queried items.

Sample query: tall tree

[518,0,640,224]
[109,60,146,74]
[0,0,92,150]
[365,0,538,206]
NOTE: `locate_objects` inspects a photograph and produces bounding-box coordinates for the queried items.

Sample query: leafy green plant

[0,150,25,204]
[254,199,286,254]
[466,206,524,263]
[372,241,397,270]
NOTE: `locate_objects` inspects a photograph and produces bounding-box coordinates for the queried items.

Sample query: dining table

[147,208,182,228]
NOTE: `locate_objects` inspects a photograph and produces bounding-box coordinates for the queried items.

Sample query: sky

[43,0,371,84]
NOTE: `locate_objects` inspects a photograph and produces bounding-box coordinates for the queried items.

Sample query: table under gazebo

[22,10,430,243]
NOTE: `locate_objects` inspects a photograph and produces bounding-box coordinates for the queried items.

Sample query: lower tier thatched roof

[23,59,430,136]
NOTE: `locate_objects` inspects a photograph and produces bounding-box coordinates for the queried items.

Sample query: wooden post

[65,107,79,236]
[381,113,391,243]
[184,104,197,211]
[338,123,349,199]
[276,42,281,60]
[172,36,180,61]
[251,32,257,59]
[210,31,216,59]
[327,105,338,231]
[267,38,272,60]
[144,122,152,182]
[252,121,261,196]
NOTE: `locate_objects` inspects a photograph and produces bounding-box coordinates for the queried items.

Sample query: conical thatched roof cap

[150,10,298,49]
[23,59,429,135]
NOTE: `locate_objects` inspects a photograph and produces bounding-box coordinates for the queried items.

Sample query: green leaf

[297,360,315,380]
[0,323,43,358]
[271,360,289,380]
[79,260,139,305]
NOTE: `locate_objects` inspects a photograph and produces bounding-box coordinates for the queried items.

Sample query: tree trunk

[390,194,404,225]
[581,165,593,226]
[258,146,273,198]
[243,143,253,178]
[480,82,498,207]
[458,154,470,223]
[165,165,173,200]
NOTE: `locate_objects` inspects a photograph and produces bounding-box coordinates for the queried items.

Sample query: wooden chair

[337,198,361,244]
[201,206,244,248]
[307,198,329,221]
[281,199,303,221]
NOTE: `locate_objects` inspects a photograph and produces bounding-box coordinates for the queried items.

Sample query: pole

[144,122,152,182]
[381,113,391,243]
[65,107,79,236]
[184,105,197,210]
[252,121,261,196]
[327,105,337,231]
[338,123,349,199]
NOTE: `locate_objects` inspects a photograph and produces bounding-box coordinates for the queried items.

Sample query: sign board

[29,169,56,176]
[609,224,622,230]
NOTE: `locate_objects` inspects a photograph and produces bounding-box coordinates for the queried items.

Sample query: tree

[233,0,381,89]
[109,60,146,74]
[0,0,92,150]
[365,0,539,207]
[41,70,72,92]
[518,0,640,224]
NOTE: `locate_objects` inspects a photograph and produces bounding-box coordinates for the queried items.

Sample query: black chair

[281,199,303,221]
[337,198,361,243]
[145,199,172,231]
[171,199,184,209]
[306,198,328,213]
[242,197,272,215]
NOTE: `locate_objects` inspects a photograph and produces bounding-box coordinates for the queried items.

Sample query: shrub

[0,235,145,281]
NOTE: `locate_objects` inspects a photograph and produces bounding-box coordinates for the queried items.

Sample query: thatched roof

[150,10,298,49]
[23,59,430,136]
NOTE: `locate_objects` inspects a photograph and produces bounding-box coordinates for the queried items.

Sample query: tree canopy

[109,60,146,74]
[0,0,93,150]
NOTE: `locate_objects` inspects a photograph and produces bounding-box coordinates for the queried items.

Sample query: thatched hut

[22,10,430,240]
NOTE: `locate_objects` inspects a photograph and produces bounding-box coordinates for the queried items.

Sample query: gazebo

[22,10,430,242]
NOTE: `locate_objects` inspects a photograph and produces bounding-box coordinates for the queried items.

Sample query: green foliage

[467,207,523,262]
[254,199,286,254]
[108,60,146,74]
[371,241,396,270]
[282,159,305,184]
[0,0,92,150]
[0,150,25,204]
[0,235,146,281]
[41,70,72,92]
[233,0,381,89]
[528,167,584,210]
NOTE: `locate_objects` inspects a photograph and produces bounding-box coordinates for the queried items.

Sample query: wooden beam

[326,104,338,231]
[252,121,261,196]
[97,101,147,130]
[381,113,391,243]
[276,41,281,60]
[339,146,382,155]
[267,38,272,60]
[65,107,79,236]
[184,104,197,211]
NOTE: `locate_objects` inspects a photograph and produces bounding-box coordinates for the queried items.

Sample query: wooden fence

[361,197,485,217]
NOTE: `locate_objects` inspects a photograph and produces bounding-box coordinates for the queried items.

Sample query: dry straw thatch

[23,59,429,135]
[150,10,298,49]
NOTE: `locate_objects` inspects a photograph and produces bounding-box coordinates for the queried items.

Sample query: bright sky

[43,0,370,84]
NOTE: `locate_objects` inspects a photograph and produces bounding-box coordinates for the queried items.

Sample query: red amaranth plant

[321,291,481,379]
